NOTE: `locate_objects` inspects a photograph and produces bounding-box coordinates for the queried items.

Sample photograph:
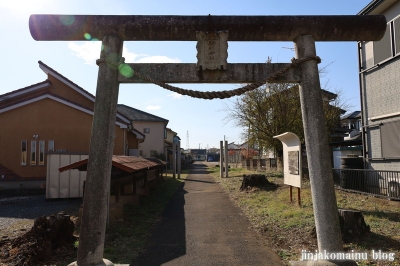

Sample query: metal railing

[332,168,400,200]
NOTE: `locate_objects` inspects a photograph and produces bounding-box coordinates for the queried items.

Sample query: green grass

[209,166,400,265]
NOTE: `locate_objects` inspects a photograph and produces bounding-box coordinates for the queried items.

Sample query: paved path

[133,163,283,266]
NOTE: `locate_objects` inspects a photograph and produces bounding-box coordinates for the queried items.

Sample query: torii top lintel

[29,15,386,42]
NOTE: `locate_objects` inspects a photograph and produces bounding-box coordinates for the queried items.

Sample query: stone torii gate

[29,15,385,266]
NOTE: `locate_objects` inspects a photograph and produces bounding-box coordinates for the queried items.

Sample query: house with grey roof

[341,111,362,139]
[117,104,169,158]
[358,0,400,171]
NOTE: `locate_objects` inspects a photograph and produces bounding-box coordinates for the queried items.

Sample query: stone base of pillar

[68,258,116,266]
[290,260,357,266]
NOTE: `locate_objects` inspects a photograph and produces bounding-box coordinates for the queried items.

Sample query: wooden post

[173,141,176,179]
[298,187,301,206]
[289,186,293,202]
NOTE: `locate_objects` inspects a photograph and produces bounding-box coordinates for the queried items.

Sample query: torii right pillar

[295,35,346,263]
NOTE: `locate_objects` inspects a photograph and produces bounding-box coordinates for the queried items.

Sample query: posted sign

[273,132,302,188]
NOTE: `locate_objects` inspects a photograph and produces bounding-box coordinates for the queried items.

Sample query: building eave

[0,93,128,129]
[0,81,51,101]
[131,128,145,139]
[38,61,96,102]
[358,0,397,15]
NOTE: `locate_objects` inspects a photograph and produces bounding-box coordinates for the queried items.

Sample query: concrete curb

[68,258,129,266]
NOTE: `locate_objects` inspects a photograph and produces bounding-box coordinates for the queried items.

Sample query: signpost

[274,132,302,205]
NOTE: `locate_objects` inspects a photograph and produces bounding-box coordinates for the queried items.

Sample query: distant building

[190,149,207,161]
[227,142,240,149]
[341,111,362,141]
[117,104,169,158]
[164,128,177,164]
[206,148,220,162]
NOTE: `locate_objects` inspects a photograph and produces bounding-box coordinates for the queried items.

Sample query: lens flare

[59,15,75,26]
[119,64,134,78]
[104,53,122,70]
[84,33,91,40]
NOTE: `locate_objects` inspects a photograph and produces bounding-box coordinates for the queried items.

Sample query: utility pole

[186,131,189,150]
[220,141,223,178]
[225,140,228,178]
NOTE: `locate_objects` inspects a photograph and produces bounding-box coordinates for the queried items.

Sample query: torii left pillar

[73,35,123,266]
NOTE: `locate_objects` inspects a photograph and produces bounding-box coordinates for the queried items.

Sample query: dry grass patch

[209,166,400,265]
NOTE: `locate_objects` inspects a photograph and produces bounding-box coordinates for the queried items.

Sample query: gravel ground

[0,195,82,239]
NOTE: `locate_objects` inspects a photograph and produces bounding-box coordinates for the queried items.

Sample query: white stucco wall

[135,121,166,157]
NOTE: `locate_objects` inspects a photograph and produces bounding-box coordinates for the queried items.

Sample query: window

[380,120,400,158]
[394,16,400,55]
[139,150,143,156]
[31,141,37,165]
[143,128,150,133]
[39,141,45,165]
[48,140,54,151]
[373,23,392,64]
[370,16,400,65]
[21,140,27,165]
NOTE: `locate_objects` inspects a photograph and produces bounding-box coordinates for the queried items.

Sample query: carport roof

[59,155,165,173]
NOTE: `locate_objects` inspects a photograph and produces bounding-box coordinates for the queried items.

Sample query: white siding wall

[46,154,87,198]
[361,1,400,171]
[135,122,165,157]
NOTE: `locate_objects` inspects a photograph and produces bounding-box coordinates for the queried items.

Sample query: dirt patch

[0,212,78,266]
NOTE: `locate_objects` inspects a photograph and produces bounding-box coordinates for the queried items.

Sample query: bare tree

[224,83,348,158]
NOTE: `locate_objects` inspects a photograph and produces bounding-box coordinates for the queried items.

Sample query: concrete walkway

[132,162,283,266]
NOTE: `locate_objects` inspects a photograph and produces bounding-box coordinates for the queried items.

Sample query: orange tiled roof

[144,157,167,166]
[59,155,165,173]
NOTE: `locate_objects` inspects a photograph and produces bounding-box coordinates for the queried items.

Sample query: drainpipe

[124,129,126,155]
[358,41,367,168]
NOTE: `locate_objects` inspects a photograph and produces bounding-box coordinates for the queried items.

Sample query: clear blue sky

[0,0,372,149]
